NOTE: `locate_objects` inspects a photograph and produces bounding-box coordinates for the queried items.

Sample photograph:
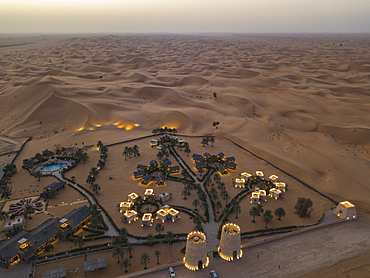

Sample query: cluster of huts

[133,158,180,186]
[119,190,179,227]
[192,152,236,174]
[150,136,186,149]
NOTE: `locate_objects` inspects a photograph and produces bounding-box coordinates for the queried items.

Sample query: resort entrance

[233,251,237,259]
[198,260,203,269]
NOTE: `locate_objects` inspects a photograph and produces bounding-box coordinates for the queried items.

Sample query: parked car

[169,267,176,277]
[211,270,218,278]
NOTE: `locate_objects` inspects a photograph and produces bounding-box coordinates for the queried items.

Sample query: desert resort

[0,131,361,278]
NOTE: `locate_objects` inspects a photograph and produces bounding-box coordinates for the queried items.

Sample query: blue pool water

[41,163,66,172]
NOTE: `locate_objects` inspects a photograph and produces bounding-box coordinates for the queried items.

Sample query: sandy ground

[34,241,185,278]
[1,34,370,277]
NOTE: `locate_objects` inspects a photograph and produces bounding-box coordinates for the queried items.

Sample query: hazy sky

[1,0,370,33]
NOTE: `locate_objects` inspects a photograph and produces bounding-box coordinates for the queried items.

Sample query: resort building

[241,172,252,181]
[218,223,242,261]
[234,178,245,188]
[157,145,163,150]
[144,189,154,200]
[121,210,138,224]
[137,164,147,171]
[184,231,209,271]
[195,162,206,170]
[217,152,225,160]
[128,192,139,203]
[141,174,152,185]
[43,181,66,192]
[203,152,211,160]
[169,166,180,174]
[155,175,165,186]
[269,188,283,200]
[59,205,91,241]
[150,139,159,147]
[156,205,180,223]
[171,136,178,141]
[334,201,357,220]
[160,157,172,168]
[226,157,235,163]
[256,171,264,179]
[218,165,228,175]
[141,213,153,227]
[118,202,132,213]
[178,139,186,144]
[269,175,279,183]
[149,160,158,167]
[275,182,286,192]
[250,189,267,204]
[226,162,237,170]
[192,154,204,162]
[133,171,144,179]
[1,216,25,233]
[0,206,91,267]
[158,192,172,202]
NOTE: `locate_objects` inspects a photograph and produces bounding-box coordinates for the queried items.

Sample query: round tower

[218,223,242,261]
[184,231,209,271]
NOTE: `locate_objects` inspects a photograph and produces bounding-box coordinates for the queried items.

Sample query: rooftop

[142,213,152,221]
[340,201,355,208]
[42,266,67,278]
[84,257,107,272]
[43,181,65,191]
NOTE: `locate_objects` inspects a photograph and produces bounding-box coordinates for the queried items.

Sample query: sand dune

[0,34,370,215]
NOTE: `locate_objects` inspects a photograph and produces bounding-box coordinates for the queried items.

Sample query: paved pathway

[54,172,119,237]
[139,214,370,278]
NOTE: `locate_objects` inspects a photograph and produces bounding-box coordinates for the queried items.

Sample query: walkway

[53,172,119,237]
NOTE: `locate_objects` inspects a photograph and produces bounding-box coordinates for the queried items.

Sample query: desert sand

[1,34,370,277]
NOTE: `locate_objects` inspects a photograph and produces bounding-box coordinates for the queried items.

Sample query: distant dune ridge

[0,34,370,213]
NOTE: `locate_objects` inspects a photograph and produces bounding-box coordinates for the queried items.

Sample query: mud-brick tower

[218,223,242,261]
[184,231,209,271]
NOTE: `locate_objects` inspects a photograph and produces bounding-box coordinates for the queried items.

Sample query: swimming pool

[41,163,66,172]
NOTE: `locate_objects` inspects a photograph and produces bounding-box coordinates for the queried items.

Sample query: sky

[1,0,370,33]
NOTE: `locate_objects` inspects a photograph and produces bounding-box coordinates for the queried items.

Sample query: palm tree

[234,204,241,219]
[257,204,264,216]
[201,201,208,212]
[97,160,105,169]
[86,175,95,186]
[90,167,98,177]
[263,210,273,228]
[100,152,107,161]
[0,185,10,198]
[185,145,191,156]
[121,258,131,273]
[126,244,134,258]
[112,236,122,247]
[80,152,89,164]
[192,199,200,210]
[213,173,221,184]
[147,233,154,247]
[74,235,85,249]
[181,169,188,179]
[97,141,103,150]
[157,151,164,160]
[249,207,259,222]
[119,228,128,242]
[275,207,286,220]
[24,205,35,219]
[166,231,174,245]
[133,145,139,156]
[210,137,215,147]
[92,184,101,194]
[90,204,100,217]
[222,191,230,206]
[122,147,128,161]
[210,187,217,197]
[155,223,165,235]
[34,170,42,181]
[154,250,161,264]
[140,252,151,269]
[0,211,9,222]
[213,121,220,129]
[181,189,188,199]
[112,245,124,263]
[201,138,208,147]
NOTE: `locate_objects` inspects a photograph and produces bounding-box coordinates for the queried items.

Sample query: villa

[1,216,25,233]
[226,157,235,163]
[118,202,132,213]
[141,174,152,185]
[196,162,207,170]
[192,154,204,162]
[149,160,158,167]
[234,178,245,188]
[169,166,180,174]
[141,213,153,227]
[133,171,144,179]
[160,157,172,168]
[203,152,211,160]
[121,210,138,224]
[144,189,154,200]
[334,201,357,220]
[137,164,147,171]
[158,192,172,202]
[241,172,252,181]
[250,189,267,204]
[218,165,228,175]
[217,152,225,160]
[128,192,139,203]
[43,181,66,192]
[155,175,165,186]
[226,162,237,170]
[256,171,264,179]
[275,182,286,192]
[156,205,180,223]
[269,175,279,183]
[269,188,284,200]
